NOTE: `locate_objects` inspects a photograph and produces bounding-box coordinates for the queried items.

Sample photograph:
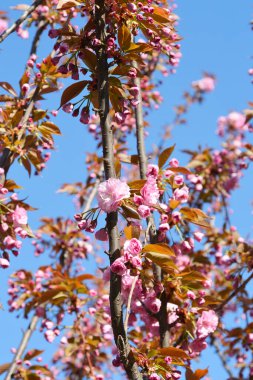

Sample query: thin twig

[4,315,39,380]
[124,276,138,332]
[30,18,49,56]
[215,271,253,314]
[0,0,43,44]
[211,336,233,378]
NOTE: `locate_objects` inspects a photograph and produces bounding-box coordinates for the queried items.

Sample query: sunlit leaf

[180,207,212,229]
[158,145,175,168]
[60,80,88,107]
[118,24,131,51]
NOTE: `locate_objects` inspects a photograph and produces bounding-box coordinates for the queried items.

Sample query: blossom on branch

[97,178,130,213]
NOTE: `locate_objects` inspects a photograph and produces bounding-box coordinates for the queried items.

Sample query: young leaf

[186,368,208,380]
[0,82,17,97]
[157,346,190,359]
[142,243,175,256]
[24,349,44,361]
[143,244,176,272]
[60,80,88,107]
[180,207,212,229]
[0,363,10,375]
[124,225,141,240]
[118,24,131,51]
[158,145,175,168]
[57,0,80,10]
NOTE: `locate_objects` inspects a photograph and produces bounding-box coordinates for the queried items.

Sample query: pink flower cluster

[110,238,143,276]
[192,75,215,92]
[97,178,130,213]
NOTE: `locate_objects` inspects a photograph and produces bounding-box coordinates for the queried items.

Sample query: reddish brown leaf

[158,145,175,168]
[0,363,10,375]
[0,82,17,97]
[118,24,131,51]
[60,80,88,107]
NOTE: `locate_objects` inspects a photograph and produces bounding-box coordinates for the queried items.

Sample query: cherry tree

[0,1,252,380]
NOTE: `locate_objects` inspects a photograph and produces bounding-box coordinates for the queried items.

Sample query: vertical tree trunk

[95,2,142,378]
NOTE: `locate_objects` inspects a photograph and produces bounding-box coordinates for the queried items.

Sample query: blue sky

[0,0,252,378]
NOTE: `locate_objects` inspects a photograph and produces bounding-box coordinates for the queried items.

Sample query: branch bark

[95,2,142,379]
[134,65,169,348]
[0,0,43,44]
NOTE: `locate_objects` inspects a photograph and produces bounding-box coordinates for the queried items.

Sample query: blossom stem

[124,275,138,332]
[95,2,142,379]
[0,0,43,44]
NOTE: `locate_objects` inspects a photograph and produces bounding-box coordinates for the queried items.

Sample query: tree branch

[210,336,233,378]
[4,165,102,378]
[30,18,49,57]
[0,0,43,44]
[215,271,253,314]
[134,65,169,348]
[95,2,142,379]
[4,315,39,380]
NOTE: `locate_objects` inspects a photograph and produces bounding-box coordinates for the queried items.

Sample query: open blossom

[227,111,246,129]
[192,76,215,92]
[97,178,130,213]
[138,204,151,218]
[173,185,189,203]
[140,177,160,206]
[196,310,218,339]
[110,258,127,276]
[124,238,142,256]
[146,164,159,179]
[12,206,28,226]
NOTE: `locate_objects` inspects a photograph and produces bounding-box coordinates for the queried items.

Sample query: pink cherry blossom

[145,296,161,313]
[140,177,160,206]
[173,185,189,203]
[192,76,215,92]
[12,206,28,226]
[124,238,142,256]
[146,164,159,179]
[227,111,246,130]
[138,204,151,218]
[196,310,218,339]
[0,258,10,268]
[97,178,130,213]
[110,258,127,276]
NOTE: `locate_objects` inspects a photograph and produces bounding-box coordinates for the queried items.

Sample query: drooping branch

[94,2,142,379]
[134,66,169,348]
[0,0,43,44]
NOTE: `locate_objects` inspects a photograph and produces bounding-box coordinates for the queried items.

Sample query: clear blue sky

[0,1,252,379]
